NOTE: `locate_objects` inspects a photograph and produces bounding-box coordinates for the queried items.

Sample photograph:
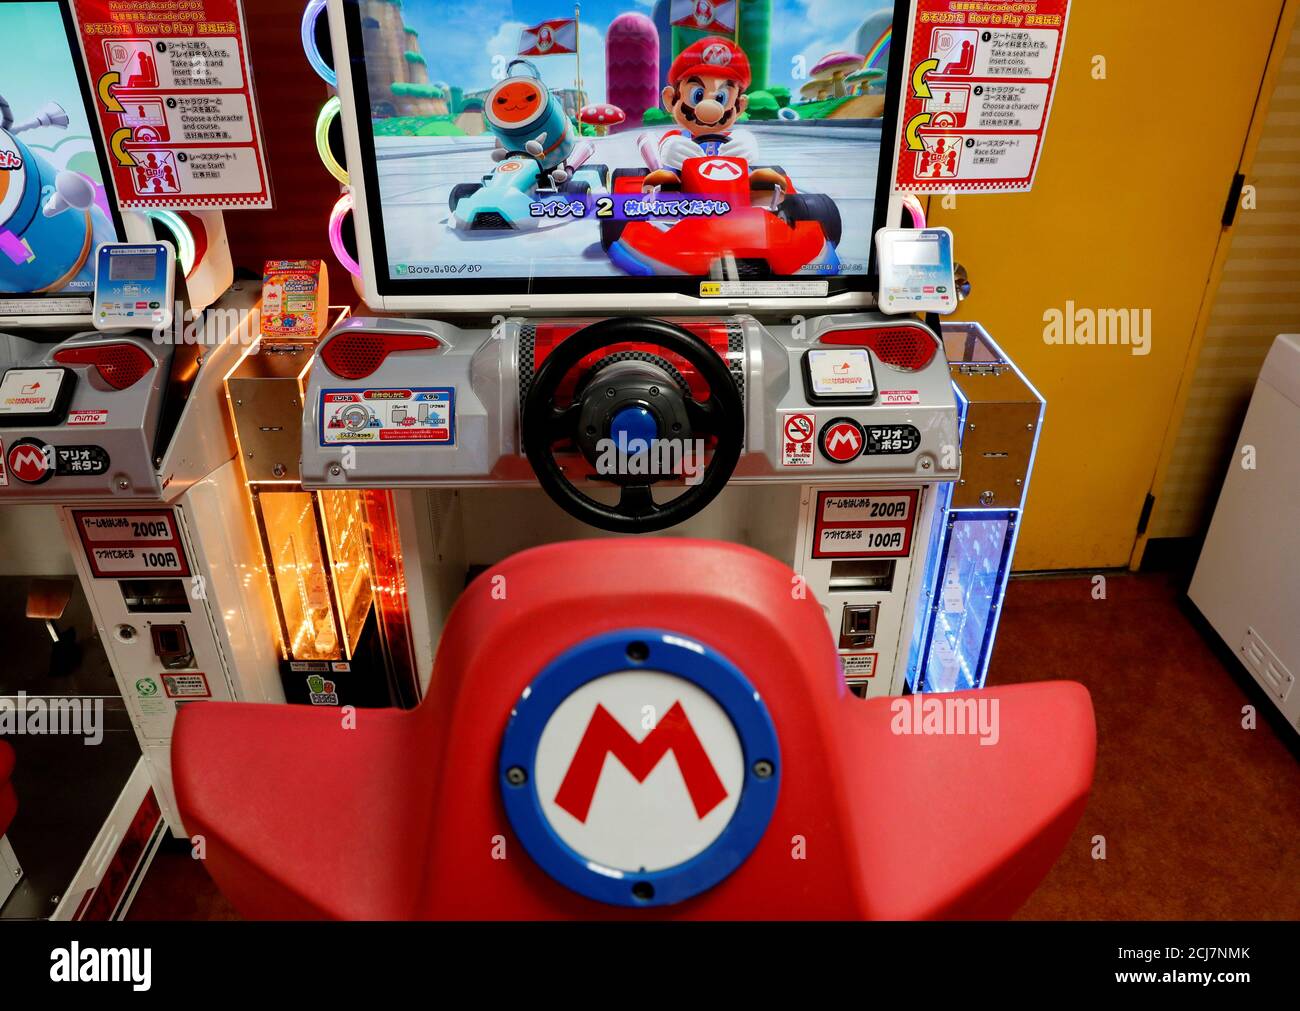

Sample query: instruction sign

[320,388,456,446]
[72,0,272,209]
[892,0,1071,194]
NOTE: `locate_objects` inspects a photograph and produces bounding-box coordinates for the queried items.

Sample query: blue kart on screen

[448,154,608,232]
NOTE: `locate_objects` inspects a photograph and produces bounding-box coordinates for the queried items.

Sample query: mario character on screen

[645,37,786,193]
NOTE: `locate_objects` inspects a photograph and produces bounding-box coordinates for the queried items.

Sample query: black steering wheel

[522,317,744,533]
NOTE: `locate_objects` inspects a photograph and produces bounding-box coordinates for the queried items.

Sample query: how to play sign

[892,0,1071,194]
[72,0,271,209]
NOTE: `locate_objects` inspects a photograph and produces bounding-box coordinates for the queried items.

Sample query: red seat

[0,740,16,838]
[174,539,1094,919]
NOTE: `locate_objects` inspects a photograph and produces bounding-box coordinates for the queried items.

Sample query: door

[927,0,1286,570]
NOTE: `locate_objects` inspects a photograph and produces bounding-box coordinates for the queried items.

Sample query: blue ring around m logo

[499,628,780,908]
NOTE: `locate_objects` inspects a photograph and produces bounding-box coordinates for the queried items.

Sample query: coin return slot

[119,579,191,614]
[839,604,879,650]
[150,623,195,669]
[829,559,895,593]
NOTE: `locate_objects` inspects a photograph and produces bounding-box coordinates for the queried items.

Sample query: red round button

[819,419,864,464]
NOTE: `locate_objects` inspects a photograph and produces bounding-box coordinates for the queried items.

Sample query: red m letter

[554,701,728,823]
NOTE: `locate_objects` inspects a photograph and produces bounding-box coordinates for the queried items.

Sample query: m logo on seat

[533,670,745,873]
[498,630,780,905]
[554,700,727,822]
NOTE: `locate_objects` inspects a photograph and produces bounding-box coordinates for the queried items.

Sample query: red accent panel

[174,539,1094,921]
[177,212,210,279]
[81,790,162,921]
[54,343,155,390]
[0,740,16,836]
[532,320,732,402]
[320,332,440,380]
[820,325,939,372]
[360,489,418,699]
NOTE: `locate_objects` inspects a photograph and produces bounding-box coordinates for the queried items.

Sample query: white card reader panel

[93,242,176,332]
[875,227,956,316]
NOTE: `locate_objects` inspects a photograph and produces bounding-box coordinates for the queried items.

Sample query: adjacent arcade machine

[173,0,1091,918]
[0,0,283,919]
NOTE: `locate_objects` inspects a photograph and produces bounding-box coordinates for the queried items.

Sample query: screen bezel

[330,0,910,313]
[0,0,129,307]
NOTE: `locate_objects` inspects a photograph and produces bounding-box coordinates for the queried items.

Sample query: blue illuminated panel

[911,321,1045,693]
[917,510,1016,693]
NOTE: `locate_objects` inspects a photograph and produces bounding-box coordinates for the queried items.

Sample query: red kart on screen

[601,145,843,279]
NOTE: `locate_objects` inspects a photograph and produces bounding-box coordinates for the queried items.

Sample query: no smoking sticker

[781,412,815,467]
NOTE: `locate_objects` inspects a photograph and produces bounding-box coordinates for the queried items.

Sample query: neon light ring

[499,628,780,908]
[301,0,336,87]
[144,209,196,276]
[316,96,348,185]
[329,192,360,277]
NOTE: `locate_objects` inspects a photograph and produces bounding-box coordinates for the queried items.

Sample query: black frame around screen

[342,0,911,301]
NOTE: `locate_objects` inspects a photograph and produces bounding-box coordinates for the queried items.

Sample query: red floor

[995,572,1300,920]
[127,572,1300,921]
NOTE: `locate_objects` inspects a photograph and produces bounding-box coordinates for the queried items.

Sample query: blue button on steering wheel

[609,405,658,452]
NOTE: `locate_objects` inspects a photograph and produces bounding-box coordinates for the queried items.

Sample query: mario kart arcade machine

[171,0,1092,918]
[0,0,281,919]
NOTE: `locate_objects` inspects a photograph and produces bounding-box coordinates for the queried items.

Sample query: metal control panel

[300,313,961,491]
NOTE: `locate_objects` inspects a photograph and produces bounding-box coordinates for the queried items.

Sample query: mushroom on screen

[578,104,625,137]
[809,52,867,99]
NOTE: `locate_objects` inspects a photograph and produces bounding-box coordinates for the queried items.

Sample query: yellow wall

[928,0,1284,570]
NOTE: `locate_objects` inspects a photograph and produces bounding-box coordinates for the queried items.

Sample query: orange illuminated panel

[318,488,374,658]
[257,491,340,661]
[361,489,417,694]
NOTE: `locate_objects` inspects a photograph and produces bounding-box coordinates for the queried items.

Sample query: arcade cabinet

[0,0,280,919]
[172,0,1093,919]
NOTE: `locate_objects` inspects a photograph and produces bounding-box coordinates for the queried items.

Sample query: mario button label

[7,439,53,484]
[500,629,779,908]
[819,418,865,463]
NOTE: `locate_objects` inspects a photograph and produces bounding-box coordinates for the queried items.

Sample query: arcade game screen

[348,0,897,290]
[0,0,121,296]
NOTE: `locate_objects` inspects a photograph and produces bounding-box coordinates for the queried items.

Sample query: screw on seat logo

[554,701,727,822]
